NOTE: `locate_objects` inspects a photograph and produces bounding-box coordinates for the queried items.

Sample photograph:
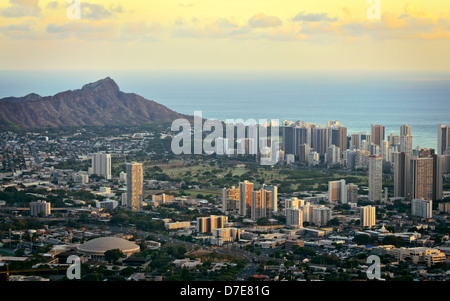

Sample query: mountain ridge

[0,77,190,130]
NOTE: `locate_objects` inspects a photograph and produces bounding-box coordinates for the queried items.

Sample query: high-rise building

[285,198,305,210]
[442,155,450,173]
[222,186,240,214]
[300,202,312,223]
[400,124,412,137]
[73,172,89,184]
[381,140,390,161]
[308,151,320,166]
[411,199,432,219]
[350,133,361,150]
[369,155,383,201]
[119,171,127,183]
[331,126,347,153]
[251,189,272,220]
[311,127,329,156]
[126,162,143,212]
[311,205,332,226]
[30,200,51,217]
[298,143,310,164]
[282,126,297,156]
[326,145,341,166]
[328,179,347,204]
[393,152,410,198]
[371,124,385,146]
[262,184,278,213]
[360,205,376,228]
[239,181,253,216]
[91,153,111,180]
[388,133,400,146]
[410,155,442,201]
[400,135,413,157]
[327,120,340,128]
[282,126,310,157]
[344,149,357,169]
[197,215,228,233]
[347,183,359,203]
[286,209,303,227]
[438,124,450,156]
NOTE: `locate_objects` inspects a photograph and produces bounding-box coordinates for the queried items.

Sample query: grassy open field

[143,158,369,197]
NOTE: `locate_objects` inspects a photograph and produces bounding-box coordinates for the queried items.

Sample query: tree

[104,249,123,264]
[292,246,316,257]
[257,217,270,226]
[381,236,404,248]
[353,234,374,245]
[327,218,340,226]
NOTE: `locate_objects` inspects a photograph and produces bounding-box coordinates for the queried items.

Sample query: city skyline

[0,0,449,287]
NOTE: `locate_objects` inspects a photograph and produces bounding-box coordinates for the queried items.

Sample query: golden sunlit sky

[1,0,449,70]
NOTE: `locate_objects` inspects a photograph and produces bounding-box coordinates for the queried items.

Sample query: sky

[0,0,449,71]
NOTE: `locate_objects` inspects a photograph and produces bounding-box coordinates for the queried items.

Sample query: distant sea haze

[1,70,449,150]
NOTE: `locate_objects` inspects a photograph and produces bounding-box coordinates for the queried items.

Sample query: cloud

[110,4,124,14]
[292,12,338,23]
[46,22,116,40]
[294,4,450,41]
[1,0,41,18]
[403,3,437,20]
[0,20,37,39]
[248,13,282,28]
[82,3,113,20]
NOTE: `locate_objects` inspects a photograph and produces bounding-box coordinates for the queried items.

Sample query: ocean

[0,70,449,149]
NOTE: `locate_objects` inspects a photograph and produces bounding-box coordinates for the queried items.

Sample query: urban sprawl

[0,121,449,282]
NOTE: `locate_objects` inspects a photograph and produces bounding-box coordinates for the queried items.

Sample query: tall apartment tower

[388,134,400,146]
[400,124,412,137]
[282,126,311,157]
[298,144,310,164]
[371,124,385,146]
[197,215,228,233]
[326,145,341,165]
[311,127,329,156]
[347,184,359,202]
[393,152,410,198]
[311,205,332,226]
[300,202,312,223]
[285,198,305,210]
[30,200,51,217]
[368,155,383,201]
[330,126,348,152]
[350,133,361,150]
[438,124,450,156]
[239,181,254,216]
[286,209,303,227]
[328,179,347,204]
[262,184,278,213]
[410,155,442,201]
[222,186,240,214]
[360,205,376,228]
[126,162,143,212]
[251,189,272,220]
[91,153,111,180]
[411,199,432,219]
[400,135,413,157]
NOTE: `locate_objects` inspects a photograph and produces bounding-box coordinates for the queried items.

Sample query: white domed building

[77,237,140,260]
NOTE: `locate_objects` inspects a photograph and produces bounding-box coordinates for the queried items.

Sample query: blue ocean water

[0,70,449,149]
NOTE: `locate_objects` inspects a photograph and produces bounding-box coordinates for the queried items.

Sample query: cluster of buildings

[282,122,450,211]
[222,181,278,220]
